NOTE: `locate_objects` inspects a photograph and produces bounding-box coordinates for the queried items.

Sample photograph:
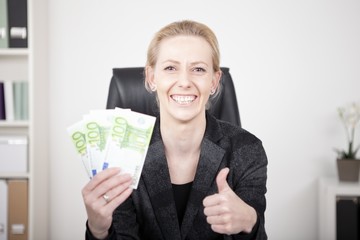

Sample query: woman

[82,20,268,240]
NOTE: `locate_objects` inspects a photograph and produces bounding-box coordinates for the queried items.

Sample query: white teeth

[172,95,195,104]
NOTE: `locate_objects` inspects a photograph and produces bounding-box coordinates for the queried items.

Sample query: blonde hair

[145,20,222,105]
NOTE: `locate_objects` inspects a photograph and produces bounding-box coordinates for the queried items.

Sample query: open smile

[171,95,197,105]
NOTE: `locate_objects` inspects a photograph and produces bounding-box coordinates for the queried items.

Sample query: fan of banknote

[67,108,156,189]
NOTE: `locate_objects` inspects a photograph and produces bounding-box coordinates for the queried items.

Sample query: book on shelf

[7,179,28,240]
[0,180,29,240]
[0,82,5,120]
[7,0,28,48]
[0,0,9,48]
[0,80,28,121]
[4,80,14,121]
[21,80,28,120]
[0,179,7,240]
[13,81,28,121]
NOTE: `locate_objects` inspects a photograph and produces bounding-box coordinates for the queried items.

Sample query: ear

[211,70,222,90]
[145,66,156,89]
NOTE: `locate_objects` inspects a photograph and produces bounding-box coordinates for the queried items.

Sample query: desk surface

[319,177,360,195]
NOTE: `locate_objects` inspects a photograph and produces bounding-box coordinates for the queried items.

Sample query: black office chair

[106,67,241,127]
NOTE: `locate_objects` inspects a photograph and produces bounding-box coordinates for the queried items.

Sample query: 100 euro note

[67,120,92,178]
[83,111,113,176]
[105,109,156,189]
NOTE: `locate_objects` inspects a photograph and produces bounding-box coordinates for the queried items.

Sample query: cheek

[155,81,173,92]
[154,84,172,101]
[197,81,213,94]
[154,76,176,91]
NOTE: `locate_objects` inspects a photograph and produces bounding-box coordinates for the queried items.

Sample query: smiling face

[146,35,221,124]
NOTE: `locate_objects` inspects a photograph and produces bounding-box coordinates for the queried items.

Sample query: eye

[164,66,176,71]
[193,67,206,73]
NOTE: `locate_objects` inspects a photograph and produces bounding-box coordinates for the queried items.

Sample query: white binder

[0,180,7,240]
[4,81,14,121]
[0,136,28,173]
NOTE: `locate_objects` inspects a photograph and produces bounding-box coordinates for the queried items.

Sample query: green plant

[335,102,360,159]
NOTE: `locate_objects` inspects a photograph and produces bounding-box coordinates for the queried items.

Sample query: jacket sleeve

[85,221,117,240]
[230,138,268,240]
[85,196,141,240]
[113,196,141,239]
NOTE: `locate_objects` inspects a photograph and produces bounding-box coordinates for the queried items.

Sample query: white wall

[48,0,360,239]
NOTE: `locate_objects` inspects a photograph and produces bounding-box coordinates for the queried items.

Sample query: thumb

[216,167,230,193]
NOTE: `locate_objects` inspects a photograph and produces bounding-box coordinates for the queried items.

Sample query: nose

[177,70,191,88]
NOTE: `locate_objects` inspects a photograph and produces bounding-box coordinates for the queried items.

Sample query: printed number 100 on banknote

[105,110,156,189]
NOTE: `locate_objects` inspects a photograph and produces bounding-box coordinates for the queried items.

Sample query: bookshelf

[0,0,49,239]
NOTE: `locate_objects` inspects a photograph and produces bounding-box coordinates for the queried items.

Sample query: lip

[171,94,197,105]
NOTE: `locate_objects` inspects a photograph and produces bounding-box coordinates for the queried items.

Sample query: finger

[83,167,121,193]
[82,171,130,206]
[203,191,230,207]
[216,167,230,193]
[211,224,230,235]
[206,214,230,225]
[106,187,133,212]
[204,204,229,217]
[101,175,133,205]
[203,194,221,207]
[93,173,132,200]
[92,178,133,217]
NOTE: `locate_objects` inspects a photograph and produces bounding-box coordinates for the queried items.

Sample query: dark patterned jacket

[86,112,268,240]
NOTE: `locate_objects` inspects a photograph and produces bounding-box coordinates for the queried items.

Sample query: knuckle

[88,201,97,211]
[219,194,227,202]
[220,214,228,223]
[224,224,232,234]
[203,208,209,216]
[81,188,87,197]
[220,205,230,214]
[102,180,112,189]
[98,207,108,218]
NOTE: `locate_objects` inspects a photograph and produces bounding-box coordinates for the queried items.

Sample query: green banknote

[67,120,92,178]
[67,108,155,185]
[83,111,113,176]
[105,108,156,189]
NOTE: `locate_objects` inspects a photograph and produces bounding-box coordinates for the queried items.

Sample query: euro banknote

[67,108,156,189]
[105,108,156,188]
[67,120,92,178]
[83,111,113,176]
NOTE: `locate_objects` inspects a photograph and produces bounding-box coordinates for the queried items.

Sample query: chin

[171,109,205,123]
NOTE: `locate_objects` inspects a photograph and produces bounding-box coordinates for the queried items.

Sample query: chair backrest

[106,67,241,126]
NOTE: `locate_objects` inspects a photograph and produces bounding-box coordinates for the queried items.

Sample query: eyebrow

[161,59,179,65]
[161,59,209,67]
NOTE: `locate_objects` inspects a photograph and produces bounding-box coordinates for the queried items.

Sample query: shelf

[0,121,29,127]
[0,172,29,179]
[0,48,29,56]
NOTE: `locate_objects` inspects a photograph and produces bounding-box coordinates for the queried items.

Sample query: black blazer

[87,113,268,240]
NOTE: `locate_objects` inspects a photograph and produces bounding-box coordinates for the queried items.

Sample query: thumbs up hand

[203,168,257,235]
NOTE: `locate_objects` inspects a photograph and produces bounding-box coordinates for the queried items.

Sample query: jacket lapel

[142,114,226,240]
[180,114,226,239]
[142,122,182,240]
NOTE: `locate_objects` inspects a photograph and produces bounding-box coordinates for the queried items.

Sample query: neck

[160,114,207,184]
[160,113,206,156]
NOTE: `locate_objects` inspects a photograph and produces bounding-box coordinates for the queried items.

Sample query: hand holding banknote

[82,167,133,239]
[68,108,154,238]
